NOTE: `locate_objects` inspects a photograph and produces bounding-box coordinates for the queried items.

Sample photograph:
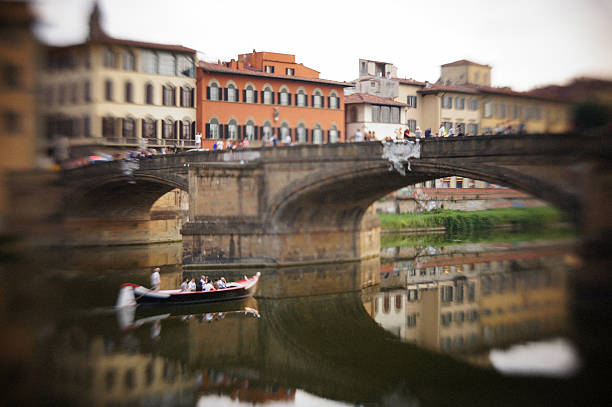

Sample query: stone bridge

[38,132,611,265]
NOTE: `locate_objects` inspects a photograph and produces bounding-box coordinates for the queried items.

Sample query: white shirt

[195,133,202,145]
[204,282,214,291]
[151,271,161,287]
[188,281,196,291]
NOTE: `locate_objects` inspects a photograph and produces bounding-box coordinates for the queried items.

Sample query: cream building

[39,4,197,159]
[345,93,407,140]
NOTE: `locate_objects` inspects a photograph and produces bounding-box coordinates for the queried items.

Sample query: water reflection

[370,238,574,374]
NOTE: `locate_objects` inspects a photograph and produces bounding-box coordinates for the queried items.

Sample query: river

[1,229,611,406]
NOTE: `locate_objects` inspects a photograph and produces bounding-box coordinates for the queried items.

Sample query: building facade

[344,93,407,141]
[39,4,197,158]
[196,51,348,146]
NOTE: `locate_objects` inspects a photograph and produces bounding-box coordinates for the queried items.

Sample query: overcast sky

[33,0,612,91]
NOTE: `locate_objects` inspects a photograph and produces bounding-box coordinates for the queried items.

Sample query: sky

[32,0,612,91]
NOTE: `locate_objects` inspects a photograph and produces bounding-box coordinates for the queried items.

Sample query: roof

[418,84,480,95]
[441,59,490,68]
[198,61,351,87]
[94,37,196,54]
[417,82,570,103]
[344,93,407,107]
[391,77,427,86]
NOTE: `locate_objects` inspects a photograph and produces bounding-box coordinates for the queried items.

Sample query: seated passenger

[203,279,214,291]
[188,278,196,291]
[180,278,189,291]
[217,277,227,289]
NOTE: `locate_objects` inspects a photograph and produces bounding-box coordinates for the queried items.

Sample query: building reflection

[368,244,572,367]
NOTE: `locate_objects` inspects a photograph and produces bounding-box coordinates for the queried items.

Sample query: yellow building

[0,1,40,231]
[39,4,197,160]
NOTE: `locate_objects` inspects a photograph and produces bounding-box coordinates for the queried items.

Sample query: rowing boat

[116,272,260,308]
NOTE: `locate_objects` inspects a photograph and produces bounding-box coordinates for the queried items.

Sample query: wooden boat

[116,272,260,308]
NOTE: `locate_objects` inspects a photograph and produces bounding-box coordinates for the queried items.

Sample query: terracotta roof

[418,82,571,103]
[344,93,407,106]
[391,78,427,86]
[95,37,196,54]
[441,59,490,68]
[198,61,351,87]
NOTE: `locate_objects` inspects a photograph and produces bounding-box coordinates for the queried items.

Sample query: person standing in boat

[151,267,161,291]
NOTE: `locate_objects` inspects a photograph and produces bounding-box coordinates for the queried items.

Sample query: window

[441,95,452,109]
[181,119,191,139]
[441,285,454,302]
[162,85,176,106]
[329,91,339,109]
[180,86,194,107]
[406,96,417,108]
[58,84,66,105]
[262,122,273,140]
[207,118,219,139]
[286,67,294,76]
[208,83,219,101]
[3,110,20,134]
[381,106,391,123]
[145,83,154,104]
[142,118,156,139]
[162,118,174,139]
[497,102,506,118]
[296,89,306,107]
[265,65,274,73]
[312,124,323,144]
[442,121,453,131]
[329,125,338,143]
[263,86,273,104]
[349,106,357,122]
[313,90,323,108]
[407,119,416,132]
[468,98,478,111]
[245,85,255,103]
[371,105,381,122]
[455,122,465,135]
[227,119,238,140]
[141,50,158,73]
[102,116,115,138]
[455,97,465,110]
[104,80,113,101]
[83,81,91,102]
[124,81,133,103]
[122,117,135,138]
[391,107,400,123]
[441,312,452,326]
[280,123,290,142]
[3,64,19,88]
[70,83,77,104]
[245,120,255,140]
[511,104,519,119]
[158,52,175,76]
[103,47,115,68]
[279,88,290,106]
[83,115,90,137]
[296,123,307,143]
[177,55,195,77]
[122,51,135,71]
[226,84,237,102]
[484,101,493,118]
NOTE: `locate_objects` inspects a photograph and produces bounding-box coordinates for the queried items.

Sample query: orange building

[196,51,349,146]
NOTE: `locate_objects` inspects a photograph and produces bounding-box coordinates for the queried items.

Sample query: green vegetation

[377,207,566,233]
[380,227,576,249]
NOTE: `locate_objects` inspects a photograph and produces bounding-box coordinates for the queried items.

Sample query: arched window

[329,124,339,143]
[312,124,323,144]
[329,91,339,109]
[228,119,238,140]
[158,52,175,76]
[180,86,193,107]
[245,84,255,103]
[145,83,154,105]
[207,118,219,139]
[208,82,220,101]
[162,118,174,139]
[245,120,255,140]
[279,87,290,106]
[262,121,273,140]
[122,50,135,71]
[141,50,157,73]
[313,90,323,108]
[142,117,156,139]
[162,84,175,106]
[102,116,115,138]
[226,83,237,102]
[263,85,273,104]
[280,122,290,143]
[124,81,133,103]
[122,117,135,138]
[296,89,307,107]
[181,118,191,139]
[103,47,115,68]
[296,123,307,143]
[104,80,113,101]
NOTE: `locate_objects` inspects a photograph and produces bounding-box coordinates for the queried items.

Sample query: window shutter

[295,128,299,140]
[328,96,331,108]
[260,126,264,139]
[304,94,308,107]
[305,128,309,143]
[141,119,145,138]
[289,128,292,137]
[338,130,341,141]
[243,89,247,102]
[237,125,242,139]
[205,123,210,138]
[277,92,282,104]
[162,121,166,139]
[254,90,258,103]
[311,95,315,107]
[191,122,195,138]
[178,120,183,139]
[206,86,210,100]
[190,88,195,107]
[327,130,330,143]
[224,124,229,139]
[154,120,158,138]
[180,87,184,107]
[254,125,258,140]
[223,87,228,101]
[288,93,292,105]
[271,92,275,104]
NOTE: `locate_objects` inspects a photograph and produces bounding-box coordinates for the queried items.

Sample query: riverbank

[377,207,567,233]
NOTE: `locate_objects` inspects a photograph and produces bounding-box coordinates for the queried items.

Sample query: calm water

[1,230,611,406]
